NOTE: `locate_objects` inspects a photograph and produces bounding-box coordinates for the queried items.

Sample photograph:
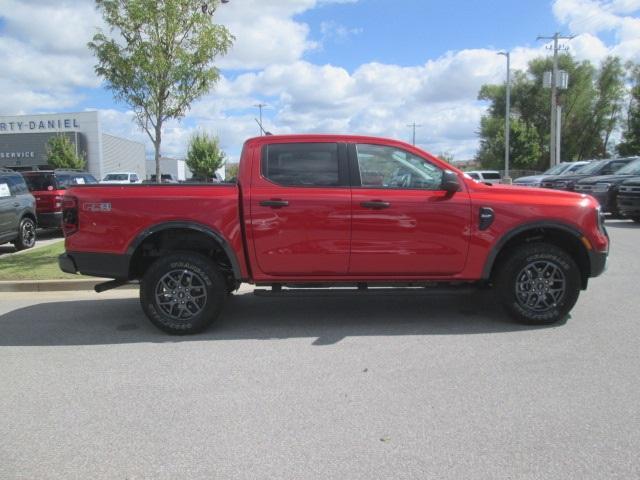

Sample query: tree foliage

[88,0,233,182]
[46,135,86,170]
[186,132,226,179]
[617,63,640,157]
[477,55,628,170]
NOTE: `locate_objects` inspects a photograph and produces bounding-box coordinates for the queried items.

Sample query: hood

[542,173,592,183]
[577,174,635,185]
[513,174,546,184]
[478,182,587,199]
[621,176,640,187]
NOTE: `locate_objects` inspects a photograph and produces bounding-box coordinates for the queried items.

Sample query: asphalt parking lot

[0,220,638,479]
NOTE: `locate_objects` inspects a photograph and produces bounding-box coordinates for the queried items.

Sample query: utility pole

[498,51,511,181]
[254,103,269,136]
[537,32,573,167]
[407,122,422,146]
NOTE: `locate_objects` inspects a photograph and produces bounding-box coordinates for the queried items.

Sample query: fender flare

[126,221,242,280]
[481,220,586,279]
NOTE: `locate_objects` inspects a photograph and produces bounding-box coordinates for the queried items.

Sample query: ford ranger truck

[58,135,609,334]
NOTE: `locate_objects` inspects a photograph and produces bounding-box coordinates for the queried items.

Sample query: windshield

[104,174,129,181]
[575,160,606,174]
[22,173,57,191]
[543,164,571,175]
[615,159,640,175]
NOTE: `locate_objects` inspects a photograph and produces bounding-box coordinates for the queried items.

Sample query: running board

[253,285,479,297]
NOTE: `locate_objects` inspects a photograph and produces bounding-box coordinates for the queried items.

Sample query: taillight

[54,195,64,210]
[62,196,78,236]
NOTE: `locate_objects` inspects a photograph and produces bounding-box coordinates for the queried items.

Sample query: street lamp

[498,51,511,183]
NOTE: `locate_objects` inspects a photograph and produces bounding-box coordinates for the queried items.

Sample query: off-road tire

[140,252,226,334]
[13,217,36,251]
[495,243,581,325]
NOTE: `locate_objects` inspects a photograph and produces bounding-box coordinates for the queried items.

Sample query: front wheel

[13,217,36,251]
[140,252,227,334]
[495,243,581,325]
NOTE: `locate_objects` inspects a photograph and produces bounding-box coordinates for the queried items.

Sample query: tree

[89,0,233,182]
[46,135,86,169]
[186,132,226,179]
[617,62,640,157]
[476,54,626,169]
[225,162,239,181]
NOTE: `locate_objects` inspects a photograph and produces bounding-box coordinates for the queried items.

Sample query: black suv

[0,168,37,250]
[541,158,635,191]
[617,177,640,223]
[573,157,640,215]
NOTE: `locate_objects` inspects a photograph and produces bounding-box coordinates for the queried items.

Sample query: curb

[0,279,139,293]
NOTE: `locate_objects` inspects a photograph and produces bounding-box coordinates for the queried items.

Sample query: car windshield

[22,173,57,191]
[575,160,606,174]
[615,159,640,175]
[543,164,571,175]
[104,174,129,181]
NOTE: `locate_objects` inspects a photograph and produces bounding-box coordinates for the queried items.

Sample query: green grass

[0,241,80,281]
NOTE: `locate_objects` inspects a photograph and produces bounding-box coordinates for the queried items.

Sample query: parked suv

[21,170,98,229]
[541,158,635,191]
[0,168,37,250]
[465,170,502,184]
[617,177,640,222]
[513,161,590,187]
[101,172,141,184]
[574,157,640,215]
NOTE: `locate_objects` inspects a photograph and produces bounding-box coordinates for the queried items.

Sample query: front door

[348,143,471,276]
[249,142,352,276]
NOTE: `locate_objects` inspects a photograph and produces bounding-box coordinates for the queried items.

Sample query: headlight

[593,183,611,193]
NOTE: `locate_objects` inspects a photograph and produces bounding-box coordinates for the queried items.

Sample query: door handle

[360,200,390,209]
[260,199,289,208]
[13,203,20,208]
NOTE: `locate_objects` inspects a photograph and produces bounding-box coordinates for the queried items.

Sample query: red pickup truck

[59,135,609,334]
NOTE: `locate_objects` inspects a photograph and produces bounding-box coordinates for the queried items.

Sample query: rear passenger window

[6,175,28,195]
[263,143,340,187]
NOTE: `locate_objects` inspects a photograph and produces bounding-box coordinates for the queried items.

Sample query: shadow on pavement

[0,290,563,347]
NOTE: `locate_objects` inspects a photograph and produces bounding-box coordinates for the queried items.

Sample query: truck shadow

[0,291,565,347]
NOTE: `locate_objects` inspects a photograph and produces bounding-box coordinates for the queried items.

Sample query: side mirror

[441,170,460,194]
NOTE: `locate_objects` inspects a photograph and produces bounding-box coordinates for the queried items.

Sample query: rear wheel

[140,252,227,334]
[495,243,581,325]
[13,217,36,251]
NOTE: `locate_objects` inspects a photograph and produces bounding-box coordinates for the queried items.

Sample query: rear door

[249,142,352,276]
[348,143,471,275]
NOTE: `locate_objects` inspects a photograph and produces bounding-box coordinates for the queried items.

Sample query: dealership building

[0,111,145,180]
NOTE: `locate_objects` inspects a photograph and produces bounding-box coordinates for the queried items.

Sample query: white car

[101,172,142,184]
[465,170,502,184]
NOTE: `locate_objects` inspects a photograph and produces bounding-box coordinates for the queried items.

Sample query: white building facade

[0,111,145,179]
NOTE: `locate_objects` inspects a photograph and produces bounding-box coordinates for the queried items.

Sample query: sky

[0,0,639,162]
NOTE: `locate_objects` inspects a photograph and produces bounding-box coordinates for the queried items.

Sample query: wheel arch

[127,221,242,283]
[482,221,592,289]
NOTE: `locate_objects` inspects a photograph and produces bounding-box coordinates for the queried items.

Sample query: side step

[253,285,480,297]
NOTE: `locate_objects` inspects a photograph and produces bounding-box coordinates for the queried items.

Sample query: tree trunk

[154,121,162,183]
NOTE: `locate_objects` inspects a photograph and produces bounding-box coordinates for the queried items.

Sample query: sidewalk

[0,278,138,292]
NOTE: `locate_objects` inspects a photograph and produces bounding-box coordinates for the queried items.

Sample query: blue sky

[1,0,639,161]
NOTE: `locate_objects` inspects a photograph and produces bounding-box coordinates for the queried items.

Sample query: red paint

[64,134,608,283]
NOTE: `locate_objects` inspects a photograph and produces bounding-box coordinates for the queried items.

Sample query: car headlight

[593,183,611,193]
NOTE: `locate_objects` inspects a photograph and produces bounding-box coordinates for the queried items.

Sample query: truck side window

[263,143,340,187]
[355,144,443,190]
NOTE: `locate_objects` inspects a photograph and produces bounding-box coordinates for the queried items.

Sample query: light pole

[498,51,511,182]
[407,122,422,146]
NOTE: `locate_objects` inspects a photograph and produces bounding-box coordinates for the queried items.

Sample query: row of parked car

[513,157,640,222]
